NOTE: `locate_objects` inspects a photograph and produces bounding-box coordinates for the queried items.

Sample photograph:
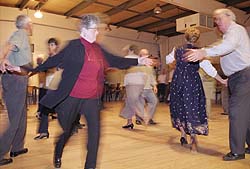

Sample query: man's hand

[138,57,159,66]
[221,78,228,87]
[153,86,158,93]
[183,49,207,62]
[0,59,10,73]
[6,64,21,72]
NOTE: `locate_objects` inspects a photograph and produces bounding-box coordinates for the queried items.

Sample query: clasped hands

[0,59,24,74]
[138,56,159,67]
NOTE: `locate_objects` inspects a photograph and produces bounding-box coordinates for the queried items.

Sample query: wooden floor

[0,102,249,169]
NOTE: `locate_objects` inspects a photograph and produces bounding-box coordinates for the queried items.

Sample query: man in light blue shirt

[0,15,32,166]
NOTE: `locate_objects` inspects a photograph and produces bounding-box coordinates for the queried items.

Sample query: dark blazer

[34,39,138,108]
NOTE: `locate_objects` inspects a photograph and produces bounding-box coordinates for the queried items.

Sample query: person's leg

[227,70,250,155]
[190,134,198,152]
[71,113,85,135]
[246,128,250,153]
[38,105,50,134]
[11,103,27,152]
[157,84,162,101]
[54,97,80,167]
[143,89,158,122]
[125,85,145,120]
[135,93,145,124]
[165,82,171,103]
[37,88,47,115]
[0,74,28,160]
[120,85,144,126]
[221,86,229,115]
[82,99,101,169]
[34,105,51,140]
[179,127,188,145]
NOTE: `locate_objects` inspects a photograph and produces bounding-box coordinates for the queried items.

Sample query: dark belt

[3,69,29,76]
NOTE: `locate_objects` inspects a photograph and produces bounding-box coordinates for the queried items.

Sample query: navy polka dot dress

[170,44,208,136]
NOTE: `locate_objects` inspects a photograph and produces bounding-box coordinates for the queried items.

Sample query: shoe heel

[180,137,188,146]
[130,123,134,129]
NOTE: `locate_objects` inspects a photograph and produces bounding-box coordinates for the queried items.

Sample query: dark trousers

[37,89,54,134]
[228,67,250,154]
[0,74,28,159]
[38,105,54,134]
[54,96,101,169]
[247,129,250,147]
[37,88,47,112]
[38,94,82,134]
[165,83,171,102]
[157,83,166,102]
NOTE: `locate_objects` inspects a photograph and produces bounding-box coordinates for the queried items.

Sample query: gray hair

[79,14,101,30]
[213,8,236,21]
[15,15,31,29]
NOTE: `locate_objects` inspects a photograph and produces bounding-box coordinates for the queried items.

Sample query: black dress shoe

[223,152,245,161]
[148,119,157,125]
[245,147,250,154]
[122,123,134,129]
[76,123,85,129]
[54,157,61,168]
[135,120,142,125]
[0,158,13,166]
[34,133,49,140]
[10,148,28,157]
[51,115,57,119]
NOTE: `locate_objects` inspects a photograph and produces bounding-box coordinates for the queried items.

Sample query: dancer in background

[120,45,146,128]
[138,49,158,125]
[157,68,167,102]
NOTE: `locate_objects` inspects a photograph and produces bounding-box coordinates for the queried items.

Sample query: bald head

[139,49,149,57]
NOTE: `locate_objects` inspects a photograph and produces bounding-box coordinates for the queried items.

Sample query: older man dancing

[184,8,250,161]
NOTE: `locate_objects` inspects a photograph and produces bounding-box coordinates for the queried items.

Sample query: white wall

[1,6,249,86]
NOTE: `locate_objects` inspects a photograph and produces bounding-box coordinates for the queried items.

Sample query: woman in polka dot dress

[165,27,227,152]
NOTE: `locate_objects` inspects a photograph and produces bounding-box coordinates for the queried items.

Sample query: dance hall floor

[0,102,249,169]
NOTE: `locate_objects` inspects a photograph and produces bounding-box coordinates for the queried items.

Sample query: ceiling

[0,0,250,37]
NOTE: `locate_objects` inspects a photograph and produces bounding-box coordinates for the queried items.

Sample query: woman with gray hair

[15,14,153,169]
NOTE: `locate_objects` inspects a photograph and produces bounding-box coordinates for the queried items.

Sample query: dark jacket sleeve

[101,48,138,69]
[32,42,72,72]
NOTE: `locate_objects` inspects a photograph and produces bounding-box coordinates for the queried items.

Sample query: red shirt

[70,38,108,98]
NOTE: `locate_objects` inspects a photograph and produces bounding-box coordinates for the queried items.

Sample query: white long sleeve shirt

[166,48,217,78]
[205,21,250,76]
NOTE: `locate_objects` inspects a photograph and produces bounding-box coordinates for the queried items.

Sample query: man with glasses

[184,8,250,161]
